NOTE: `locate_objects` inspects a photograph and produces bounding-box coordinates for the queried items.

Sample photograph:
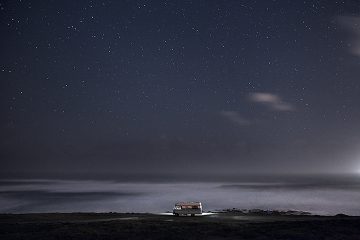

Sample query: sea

[1,174,360,215]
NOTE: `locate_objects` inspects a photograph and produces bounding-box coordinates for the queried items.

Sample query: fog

[1,175,360,215]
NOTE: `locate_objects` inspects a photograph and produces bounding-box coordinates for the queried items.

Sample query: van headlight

[174,206,181,210]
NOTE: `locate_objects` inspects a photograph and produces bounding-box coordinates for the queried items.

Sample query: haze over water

[1,174,360,215]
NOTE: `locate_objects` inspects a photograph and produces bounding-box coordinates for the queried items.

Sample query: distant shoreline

[0,209,356,217]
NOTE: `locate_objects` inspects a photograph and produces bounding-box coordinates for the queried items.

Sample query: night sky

[1,0,360,178]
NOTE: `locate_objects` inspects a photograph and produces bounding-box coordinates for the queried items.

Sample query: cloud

[220,111,251,126]
[248,92,294,111]
[338,16,360,56]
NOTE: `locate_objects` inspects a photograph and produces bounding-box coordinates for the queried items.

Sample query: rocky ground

[1,212,360,239]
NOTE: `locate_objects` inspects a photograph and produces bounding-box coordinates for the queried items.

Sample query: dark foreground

[1,213,360,240]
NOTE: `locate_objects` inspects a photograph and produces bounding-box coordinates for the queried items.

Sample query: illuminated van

[173,202,202,216]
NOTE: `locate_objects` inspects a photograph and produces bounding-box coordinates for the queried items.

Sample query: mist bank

[1,171,360,183]
[1,177,360,215]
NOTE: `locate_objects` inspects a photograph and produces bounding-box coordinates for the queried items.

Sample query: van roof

[175,202,201,206]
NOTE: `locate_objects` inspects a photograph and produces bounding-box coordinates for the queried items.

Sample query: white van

[173,202,202,216]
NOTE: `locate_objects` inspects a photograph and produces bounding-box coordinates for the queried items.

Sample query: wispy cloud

[248,92,294,111]
[220,111,251,126]
[338,16,360,56]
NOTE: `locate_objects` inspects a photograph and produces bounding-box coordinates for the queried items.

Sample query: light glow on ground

[157,212,217,216]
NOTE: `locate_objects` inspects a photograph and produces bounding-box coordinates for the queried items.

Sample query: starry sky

[1,0,360,179]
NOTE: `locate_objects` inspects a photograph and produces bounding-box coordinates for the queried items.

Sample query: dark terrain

[1,212,360,240]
